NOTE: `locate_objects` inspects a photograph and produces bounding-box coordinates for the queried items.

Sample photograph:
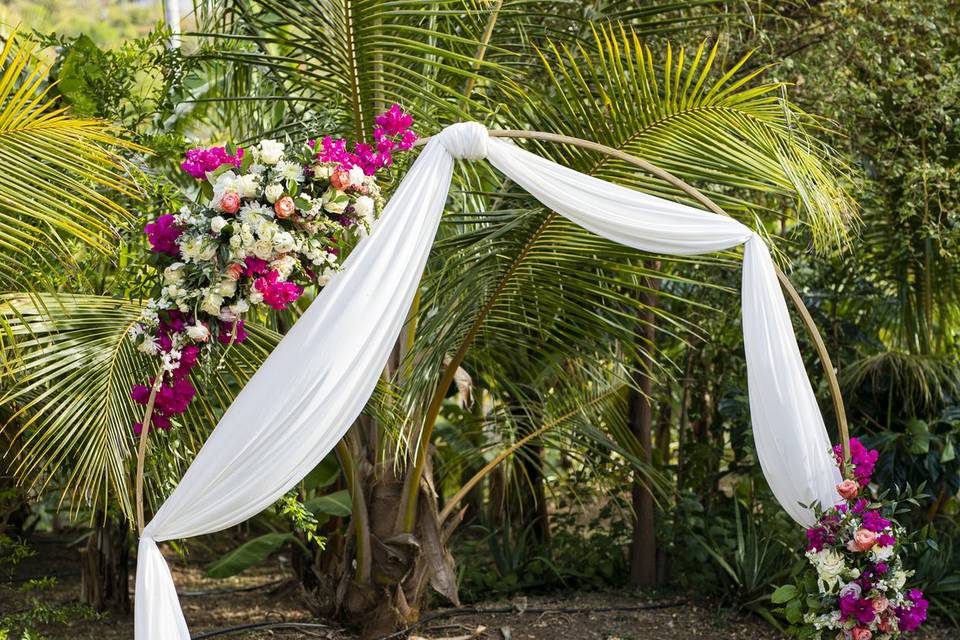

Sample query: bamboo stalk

[135,376,164,535]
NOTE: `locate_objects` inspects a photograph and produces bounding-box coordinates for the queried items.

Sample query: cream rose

[264,183,284,203]
[210,216,228,234]
[186,322,210,342]
[353,195,375,224]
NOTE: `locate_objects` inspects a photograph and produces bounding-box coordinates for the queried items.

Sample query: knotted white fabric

[135,122,841,638]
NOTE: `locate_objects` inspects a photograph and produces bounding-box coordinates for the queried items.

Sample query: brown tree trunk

[629,263,659,588]
[337,451,460,639]
[79,516,130,613]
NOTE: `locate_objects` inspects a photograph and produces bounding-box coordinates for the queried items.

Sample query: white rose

[272,231,296,253]
[137,336,158,355]
[229,234,243,249]
[312,164,334,180]
[200,292,224,316]
[264,183,284,203]
[163,262,186,285]
[353,195,375,223]
[253,239,274,260]
[348,165,365,187]
[317,268,335,287]
[258,139,285,165]
[238,173,260,198]
[210,216,228,234]
[324,199,347,214]
[248,291,264,305]
[216,279,237,297]
[198,242,218,262]
[185,322,210,342]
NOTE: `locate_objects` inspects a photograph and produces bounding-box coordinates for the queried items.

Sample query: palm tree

[0,2,855,635]
[0,29,150,610]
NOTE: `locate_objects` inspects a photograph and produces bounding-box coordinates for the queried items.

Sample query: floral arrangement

[772,438,928,640]
[127,106,416,434]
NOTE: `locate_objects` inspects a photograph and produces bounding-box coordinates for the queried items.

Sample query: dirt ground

[2,537,956,640]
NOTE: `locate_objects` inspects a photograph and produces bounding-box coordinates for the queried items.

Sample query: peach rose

[878,615,894,633]
[837,479,859,500]
[274,196,296,219]
[225,263,244,280]
[330,170,350,190]
[852,528,878,552]
[872,596,889,613]
[852,627,873,640]
[220,192,240,214]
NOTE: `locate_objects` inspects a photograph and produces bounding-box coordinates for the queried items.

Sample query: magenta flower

[374,103,414,136]
[218,319,247,345]
[315,105,416,176]
[145,214,182,256]
[254,270,303,310]
[834,437,879,486]
[180,146,244,179]
[839,594,876,625]
[861,510,891,532]
[896,589,928,631]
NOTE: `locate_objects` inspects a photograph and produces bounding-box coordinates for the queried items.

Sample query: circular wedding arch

[133,128,853,534]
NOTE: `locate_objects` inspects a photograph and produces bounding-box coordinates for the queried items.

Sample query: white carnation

[137,336,158,355]
[230,299,250,315]
[216,279,237,297]
[271,254,297,279]
[871,545,895,563]
[237,173,260,198]
[317,268,336,287]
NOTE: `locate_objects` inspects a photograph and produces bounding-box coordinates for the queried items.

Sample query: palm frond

[0,32,144,291]
[0,293,281,521]
[500,24,856,248]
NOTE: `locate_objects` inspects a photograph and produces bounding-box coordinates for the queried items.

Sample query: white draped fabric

[135,122,841,638]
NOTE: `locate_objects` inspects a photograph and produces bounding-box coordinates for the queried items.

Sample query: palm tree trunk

[79,514,130,613]
[629,263,659,588]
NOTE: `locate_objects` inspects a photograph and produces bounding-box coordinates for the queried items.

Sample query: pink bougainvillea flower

[145,214,182,256]
[181,145,244,179]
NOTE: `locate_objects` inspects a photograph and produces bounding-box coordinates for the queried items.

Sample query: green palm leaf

[0,293,282,520]
[0,32,143,291]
